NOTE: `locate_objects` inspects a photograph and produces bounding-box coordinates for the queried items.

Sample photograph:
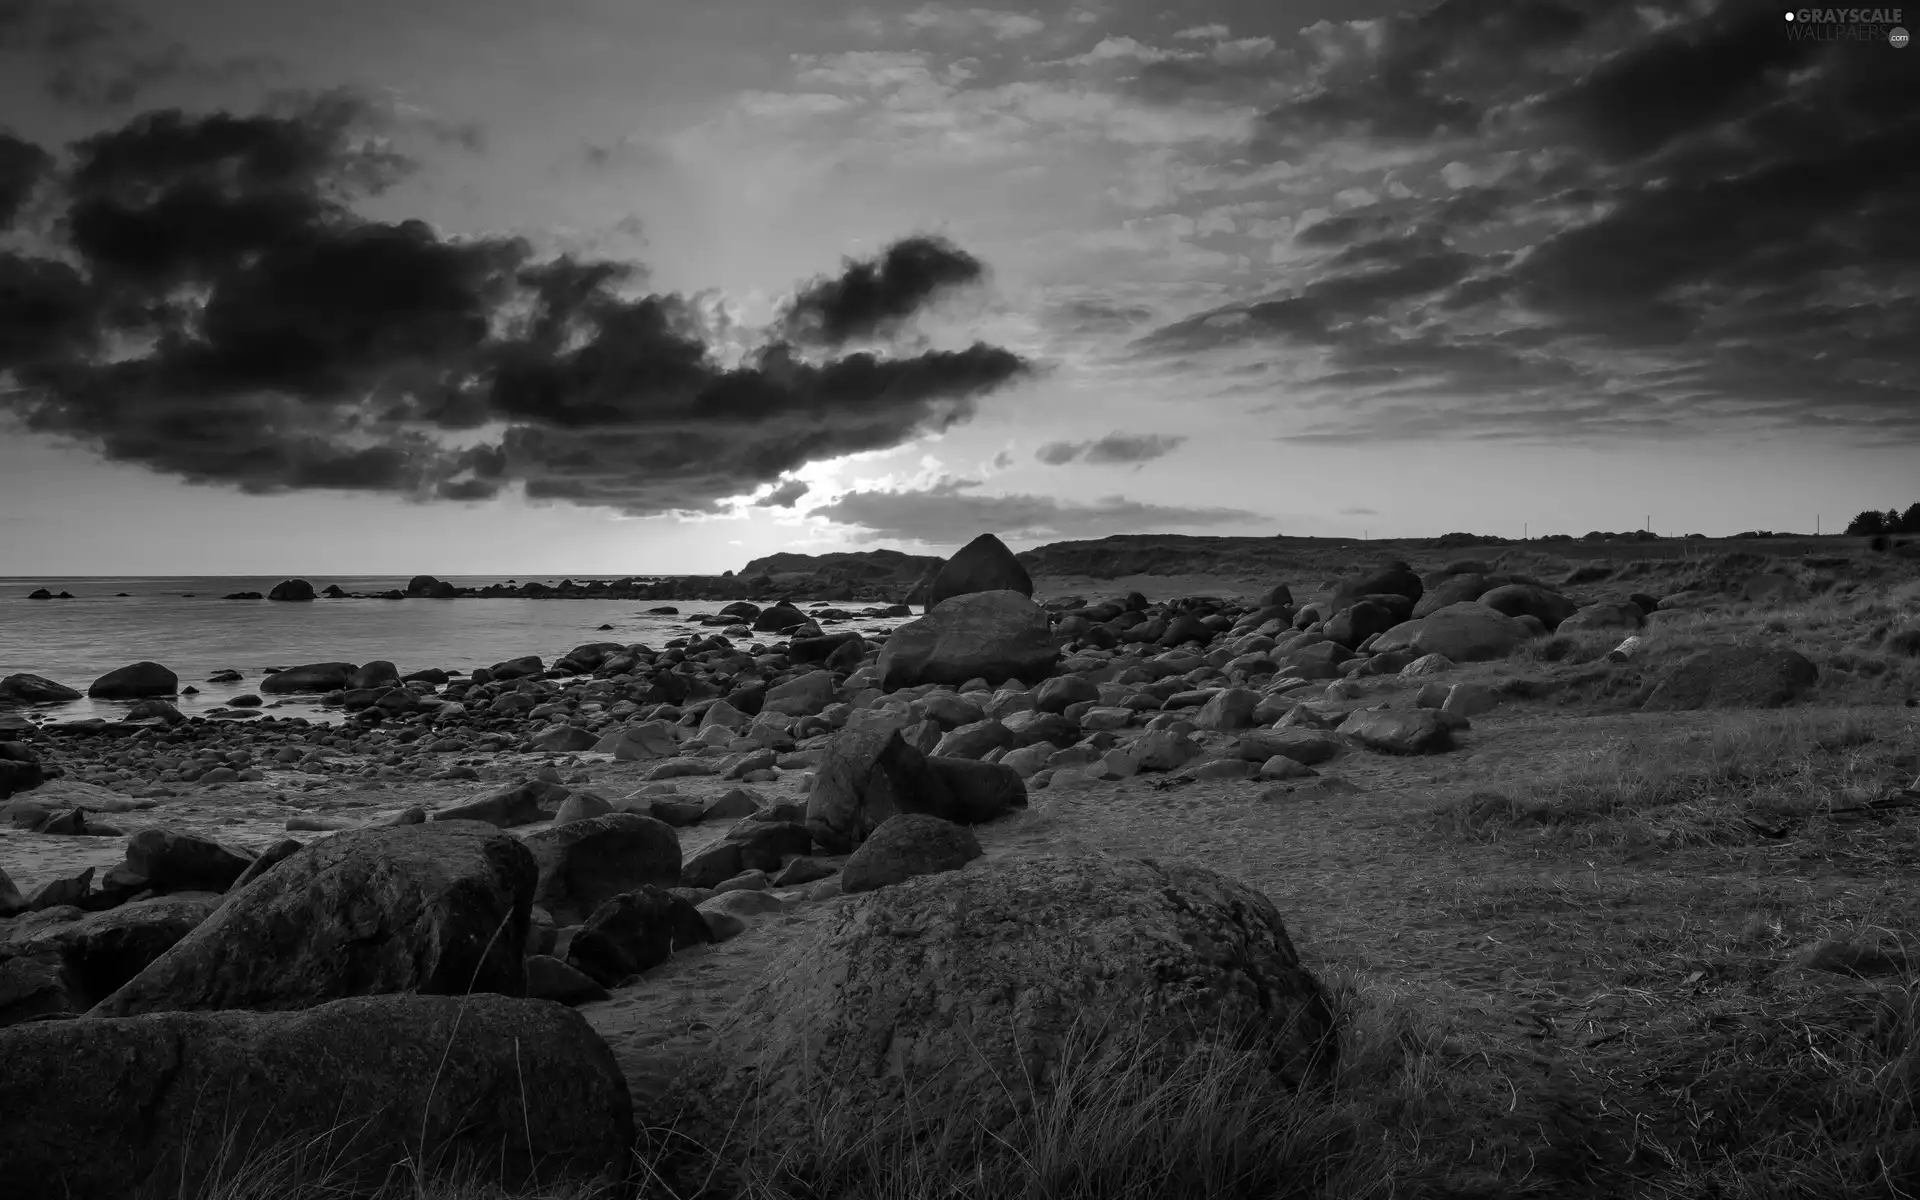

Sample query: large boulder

[1640,647,1819,711]
[1477,583,1579,632]
[0,674,82,704]
[0,994,633,1197]
[805,711,955,853]
[702,854,1336,1148]
[878,590,1060,690]
[1376,602,1529,663]
[929,533,1033,607]
[259,662,358,694]
[267,578,316,602]
[86,662,177,700]
[90,822,536,1018]
[522,813,682,925]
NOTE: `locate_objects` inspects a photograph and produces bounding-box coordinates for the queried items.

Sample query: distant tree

[1888,509,1904,532]
[1846,510,1888,536]
[1899,502,1920,534]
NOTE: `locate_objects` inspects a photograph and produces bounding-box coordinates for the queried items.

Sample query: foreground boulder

[877,590,1060,689]
[1640,646,1819,711]
[90,822,536,1017]
[701,854,1336,1147]
[928,532,1034,606]
[0,994,633,1199]
[86,662,177,700]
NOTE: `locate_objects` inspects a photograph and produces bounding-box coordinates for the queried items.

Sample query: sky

[0,0,1914,575]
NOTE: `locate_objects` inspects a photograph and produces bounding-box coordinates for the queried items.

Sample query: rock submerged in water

[0,674,82,704]
[266,578,316,602]
[258,662,357,694]
[0,993,635,1198]
[86,661,178,701]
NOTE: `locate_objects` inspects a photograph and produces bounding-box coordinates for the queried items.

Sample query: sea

[0,576,923,726]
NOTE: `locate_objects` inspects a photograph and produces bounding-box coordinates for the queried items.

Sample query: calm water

[0,576,918,725]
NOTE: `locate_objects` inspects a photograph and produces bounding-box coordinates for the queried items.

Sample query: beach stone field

[2,532,1918,1199]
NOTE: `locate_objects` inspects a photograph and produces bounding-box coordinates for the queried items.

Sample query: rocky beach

[2,531,1918,1198]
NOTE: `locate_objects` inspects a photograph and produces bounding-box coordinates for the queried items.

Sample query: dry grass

[1437,707,1917,851]
[625,981,1484,1200]
[156,550,1920,1200]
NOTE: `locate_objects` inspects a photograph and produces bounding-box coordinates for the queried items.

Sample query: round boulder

[876,591,1060,690]
[1477,584,1579,632]
[89,822,536,1018]
[704,854,1337,1147]
[1639,646,1818,712]
[86,662,177,700]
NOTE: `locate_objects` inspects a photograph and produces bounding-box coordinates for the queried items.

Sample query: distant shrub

[1870,534,1890,552]
[1432,532,1508,549]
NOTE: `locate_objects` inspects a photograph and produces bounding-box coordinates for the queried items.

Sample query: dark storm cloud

[755,478,811,508]
[0,132,52,227]
[1135,0,1920,445]
[805,476,1261,544]
[0,99,1033,513]
[1033,432,1188,465]
[0,0,270,107]
[778,235,988,347]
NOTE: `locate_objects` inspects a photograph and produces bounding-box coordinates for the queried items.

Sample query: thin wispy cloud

[1034,432,1187,465]
[806,475,1260,544]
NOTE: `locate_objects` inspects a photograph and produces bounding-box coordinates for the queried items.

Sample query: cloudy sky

[1,0,1913,575]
